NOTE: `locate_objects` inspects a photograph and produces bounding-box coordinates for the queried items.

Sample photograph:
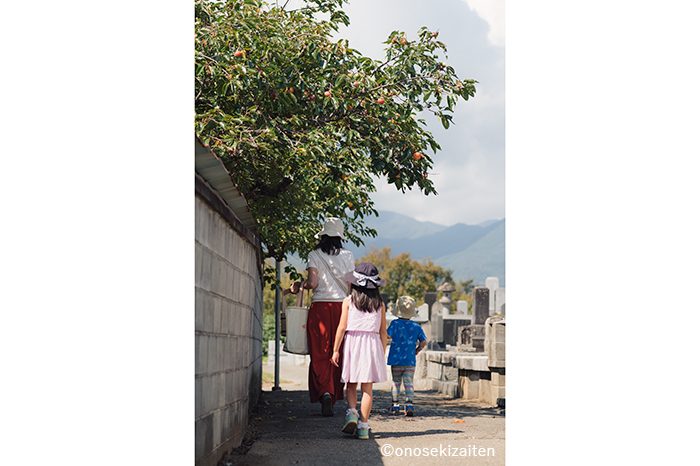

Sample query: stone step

[431,379,459,398]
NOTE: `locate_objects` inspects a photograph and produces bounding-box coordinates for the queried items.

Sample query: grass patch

[262,370,292,384]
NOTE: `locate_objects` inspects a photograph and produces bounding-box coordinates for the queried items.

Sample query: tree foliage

[359,247,454,304]
[195,0,476,281]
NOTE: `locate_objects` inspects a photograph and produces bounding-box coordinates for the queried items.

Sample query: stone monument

[424,292,438,319]
[459,286,489,352]
[494,288,506,315]
[485,276,499,314]
[413,303,430,323]
[473,287,490,324]
[456,300,469,315]
[427,283,455,350]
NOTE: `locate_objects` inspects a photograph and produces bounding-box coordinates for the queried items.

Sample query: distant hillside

[285,212,505,286]
[364,210,447,239]
[478,219,501,228]
[345,221,501,262]
[434,220,505,285]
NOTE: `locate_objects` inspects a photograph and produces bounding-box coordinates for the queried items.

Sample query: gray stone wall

[195,195,263,466]
[416,316,505,407]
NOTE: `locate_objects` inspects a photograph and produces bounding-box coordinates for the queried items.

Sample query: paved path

[223,358,505,465]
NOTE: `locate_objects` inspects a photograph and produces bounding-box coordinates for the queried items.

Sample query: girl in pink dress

[330,262,388,439]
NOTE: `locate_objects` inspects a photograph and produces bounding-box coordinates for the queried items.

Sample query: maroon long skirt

[306,301,344,403]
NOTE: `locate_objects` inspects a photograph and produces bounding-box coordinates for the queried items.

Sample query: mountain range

[344,211,505,285]
[287,211,505,285]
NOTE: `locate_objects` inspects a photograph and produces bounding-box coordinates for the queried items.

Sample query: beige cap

[393,296,417,319]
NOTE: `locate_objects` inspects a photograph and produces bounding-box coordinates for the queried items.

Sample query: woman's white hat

[315,217,345,239]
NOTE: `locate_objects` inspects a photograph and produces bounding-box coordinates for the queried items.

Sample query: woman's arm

[304,268,319,290]
[330,298,350,367]
[379,304,388,348]
[290,267,319,294]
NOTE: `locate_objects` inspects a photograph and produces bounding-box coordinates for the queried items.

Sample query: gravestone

[424,292,438,320]
[428,306,444,350]
[432,311,444,345]
[413,303,429,323]
[456,300,469,315]
[457,325,470,350]
[485,277,499,313]
[462,287,490,352]
[420,321,432,343]
[495,288,506,315]
[457,324,485,352]
[473,287,490,324]
[443,316,471,346]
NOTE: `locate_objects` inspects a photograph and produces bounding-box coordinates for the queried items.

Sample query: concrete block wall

[195,196,263,466]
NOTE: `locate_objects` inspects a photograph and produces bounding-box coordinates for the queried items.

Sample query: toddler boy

[387,296,427,416]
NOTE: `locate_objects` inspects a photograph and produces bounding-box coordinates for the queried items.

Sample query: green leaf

[194,0,475,261]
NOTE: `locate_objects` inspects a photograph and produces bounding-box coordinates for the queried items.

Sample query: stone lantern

[437,280,456,313]
[426,281,454,350]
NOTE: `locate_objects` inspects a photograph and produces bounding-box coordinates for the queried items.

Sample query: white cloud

[462,0,505,47]
[277,0,504,225]
[330,0,504,225]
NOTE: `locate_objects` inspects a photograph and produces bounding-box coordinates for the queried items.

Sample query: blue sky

[333,0,505,225]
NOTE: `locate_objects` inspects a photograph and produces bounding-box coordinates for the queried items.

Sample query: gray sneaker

[341,409,358,434]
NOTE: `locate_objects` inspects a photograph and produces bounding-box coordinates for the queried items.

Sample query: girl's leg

[360,383,373,422]
[346,383,358,411]
[390,367,403,403]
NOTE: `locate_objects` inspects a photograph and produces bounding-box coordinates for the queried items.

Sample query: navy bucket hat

[343,262,386,289]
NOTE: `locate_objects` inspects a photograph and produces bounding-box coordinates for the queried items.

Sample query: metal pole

[273,260,282,391]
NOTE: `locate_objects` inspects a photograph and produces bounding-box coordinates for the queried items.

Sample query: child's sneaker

[405,403,414,417]
[342,409,358,434]
[390,403,401,415]
[355,422,370,440]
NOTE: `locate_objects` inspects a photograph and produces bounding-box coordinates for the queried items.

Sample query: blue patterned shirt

[387,318,427,366]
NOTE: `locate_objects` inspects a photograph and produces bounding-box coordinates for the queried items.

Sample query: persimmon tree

[359,247,455,303]
[195,0,476,280]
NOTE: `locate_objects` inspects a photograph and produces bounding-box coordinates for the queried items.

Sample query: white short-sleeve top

[306,248,355,302]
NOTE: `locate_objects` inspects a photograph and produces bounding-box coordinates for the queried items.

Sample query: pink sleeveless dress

[341,299,387,383]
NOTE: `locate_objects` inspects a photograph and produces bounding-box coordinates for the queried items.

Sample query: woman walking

[291,218,355,416]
